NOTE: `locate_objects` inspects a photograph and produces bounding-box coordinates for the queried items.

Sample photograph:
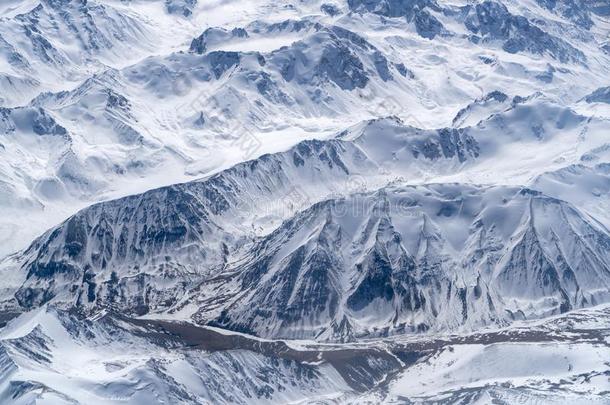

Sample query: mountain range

[1,0,610,403]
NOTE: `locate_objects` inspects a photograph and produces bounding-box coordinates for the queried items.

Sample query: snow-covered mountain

[2,0,610,258]
[1,0,610,403]
[1,303,609,403]
[2,99,610,339]
[0,0,159,106]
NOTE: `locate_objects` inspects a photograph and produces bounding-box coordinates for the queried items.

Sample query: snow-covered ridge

[195,183,610,340]
[0,0,158,106]
[1,117,478,313]
[348,0,587,62]
[1,303,608,404]
[1,0,609,259]
[2,99,609,341]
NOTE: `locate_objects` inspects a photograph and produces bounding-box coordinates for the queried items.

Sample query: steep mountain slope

[533,163,610,228]
[191,183,610,340]
[2,107,609,340]
[0,120,478,313]
[1,0,610,259]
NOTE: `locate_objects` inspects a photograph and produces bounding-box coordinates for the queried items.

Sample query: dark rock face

[321,3,341,16]
[207,200,345,339]
[207,51,241,79]
[347,0,444,39]
[231,236,341,332]
[373,51,393,81]
[247,71,292,104]
[537,0,592,29]
[465,1,585,63]
[31,108,67,136]
[585,86,610,104]
[0,34,31,71]
[315,42,369,90]
[395,63,414,78]
[536,65,555,83]
[347,0,439,19]
[414,10,444,39]
[495,224,564,298]
[406,127,480,162]
[485,91,508,102]
[452,91,509,126]
[165,0,198,17]
[9,137,364,314]
[190,27,249,54]
[189,34,207,54]
[10,172,610,340]
[0,107,68,137]
[436,128,480,162]
[536,0,610,29]
[347,250,397,312]
[465,1,510,38]
[346,221,419,313]
[270,25,389,91]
